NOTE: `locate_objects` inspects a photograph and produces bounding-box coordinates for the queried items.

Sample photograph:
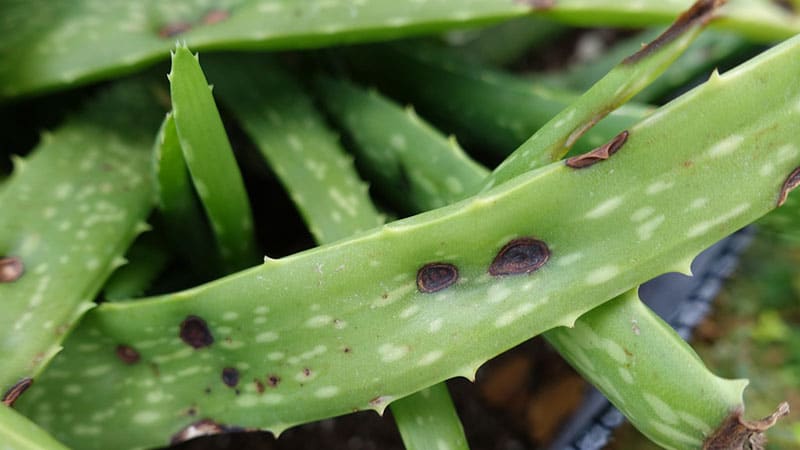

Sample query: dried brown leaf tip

[489,238,550,276]
[0,256,24,283]
[566,130,629,169]
[2,377,33,407]
[417,263,459,293]
[703,402,790,450]
[179,315,214,349]
[777,166,800,207]
[624,0,726,64]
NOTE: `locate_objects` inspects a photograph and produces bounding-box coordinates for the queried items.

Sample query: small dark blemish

[2,377,33,407]
[267,375,280,388]
[489,238,550,276]
[185,405,197,416]
[624,0,725,64]
[204,386,212,395]
[235,389,240,395]
[115,345,141,365]
[381,292,388,299]
[416,263,459,293]
[158,22,192,38]
[179,315,214,349]
[566,130,629,169]
[777,166,800,207]
[221,367,239,388]
[0,257,24,283]
[369,396,386,407]
[170,419,227,445]
[254,379,265,394]
[772,0,796,14]
[302,368,311,377]
[202,9,229,25]
[343,347,352,354]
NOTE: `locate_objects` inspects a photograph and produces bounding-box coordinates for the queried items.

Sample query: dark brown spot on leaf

[202,9,229,25]
[302,368,311,377]
[2,377,32,407]
[566,130,629,169]
[254,379,265,394]
[703,402,789,450]
[343,346,352,354]
[170,419,228,445]
[221,367,239,388]
[267,375,280,388]
[624,0,726,64]
[204,386,211,394]
[179,315,214,349]
[489,238,550,276]
[777,166,800,207]
[0,257,24,283]
[115,345,140,365]
[416,263,459,293]
[159,22,192,38]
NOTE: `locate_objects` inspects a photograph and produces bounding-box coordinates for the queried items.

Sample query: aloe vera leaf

[344,42,652,159]
[554,28,753,103]
[315,74,748,449]
[103,231,172,301]
[153,113,222,279]
[547,292,746,449]
[208,58,466,449]
[169,45,260,273]
[484,0,726,189]
[0,80,161,395]
[202,56,383,243]
[2,0,798,101]
[444,16,568,67]
[0,405,70,450]
[16,33,800,449]
[314,75,488,213]
[390,384,468,450]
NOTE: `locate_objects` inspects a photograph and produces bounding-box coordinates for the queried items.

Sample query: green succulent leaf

[202,55,384,244]
[390,384,469,450]
[2,0,798,100]
[169,45,260,273]
[0,81,161,395]
[103,231,172,301]
[15,33,800,449]
[0,405,70,450]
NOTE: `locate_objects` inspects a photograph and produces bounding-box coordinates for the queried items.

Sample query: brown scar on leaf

[170,419,237,444]
[2,377,33,407]
[202,9,229,25]
[777,166,800,207]
[0,256,24,283]
[703,402,789,450]
[159,22,192,38]
[115,344,141,365]
[221,367,240,388]
[566,130,629,169]
[624,0,727,64]
[515,0,555,9]
[179,315,214,349]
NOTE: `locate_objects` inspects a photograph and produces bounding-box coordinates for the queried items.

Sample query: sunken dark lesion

[489,238,550,276]
[221,367,240,388]
[623,0,727,65]
[416,262,459,293]
[777,166,800,207]
[2,377,33,407]
[179,315,214,349]
[115,344,141,365]
[565,130,629,169]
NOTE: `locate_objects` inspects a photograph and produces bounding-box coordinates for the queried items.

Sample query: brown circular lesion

[115,344,141,365]
[489,238,550,276]
[179,315,214,349]
[416,263,459,293]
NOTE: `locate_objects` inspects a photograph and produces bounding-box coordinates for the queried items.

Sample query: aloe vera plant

[2,1,799,449]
